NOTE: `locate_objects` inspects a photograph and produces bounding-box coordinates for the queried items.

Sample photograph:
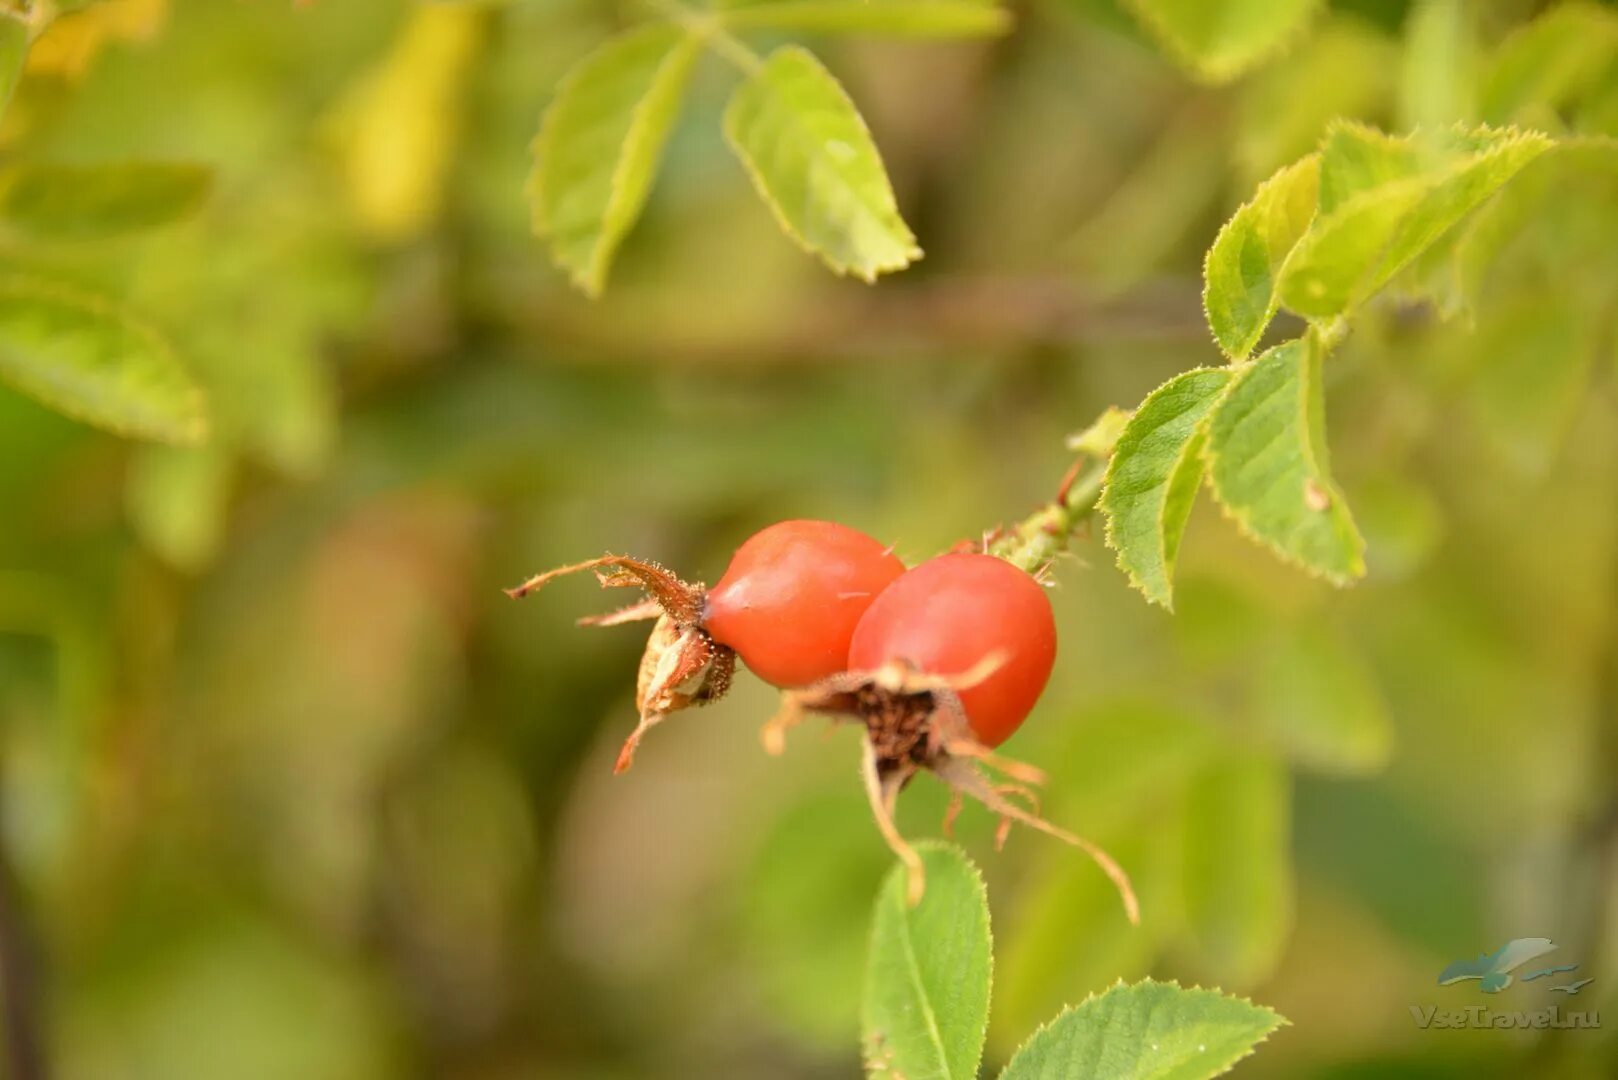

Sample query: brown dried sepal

[504,554,735,772]
[765,658,1139,923]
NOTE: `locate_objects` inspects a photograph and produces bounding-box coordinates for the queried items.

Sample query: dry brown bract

[765,656,1139,922]
[505,555,734,772]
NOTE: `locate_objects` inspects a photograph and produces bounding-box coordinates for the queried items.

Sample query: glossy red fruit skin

[847,552,1056,748]
[703,520,906,689]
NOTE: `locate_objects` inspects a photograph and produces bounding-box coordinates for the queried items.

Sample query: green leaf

[737,791,890,1046]
[0,162,213,241]
[1479,2,1618,124]
[863,843,990,1080]
[1066,405,1133,458]
[1122,0,1320,83]
[1041,699,1222,837]
[530,25,700,297]
[1203,154,1318,360]
[1253,625,1392,775]
[1468,288,1599,476]
[1274,179,1430,319]
[1100,369,1231,608]
[1205,336,1364,584]
[724,45,920,282]
[1398,0,1476,130]
[1181,752,1293,989]
[999,978,1285,1080]
[1358,129,1551,298]
[1314,121,1424,212]
[995,700,1217,1046]
[1352,473,1443,581]
[1231,21,1395,187]
[125,444,233,571]
[721,0,1011,38]
[0,279,207,445]
[1277,123,1552,319]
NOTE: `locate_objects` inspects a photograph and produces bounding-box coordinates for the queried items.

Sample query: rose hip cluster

[506,519,1137,919]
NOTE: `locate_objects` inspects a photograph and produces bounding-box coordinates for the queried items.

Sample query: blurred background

[2,0,1618,1076]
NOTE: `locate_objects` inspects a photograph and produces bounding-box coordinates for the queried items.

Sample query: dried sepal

[767,659,1139,921]
[576,597,662,627]
[505,553,732,771]
[505,553,704,624]
[615,613,736,772]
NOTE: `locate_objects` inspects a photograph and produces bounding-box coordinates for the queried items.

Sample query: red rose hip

[848,552,1056,748]
[704,519,905,688]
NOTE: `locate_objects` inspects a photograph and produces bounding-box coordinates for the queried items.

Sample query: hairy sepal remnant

[764,658,1139,922]
[504,554,734,772]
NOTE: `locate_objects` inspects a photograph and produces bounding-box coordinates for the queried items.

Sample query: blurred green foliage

[0,0,1616,1077]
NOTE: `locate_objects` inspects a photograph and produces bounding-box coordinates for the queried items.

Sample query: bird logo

[1439,939,1593,995]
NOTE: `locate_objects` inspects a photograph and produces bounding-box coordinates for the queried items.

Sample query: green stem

[987,458,1109,576]
[645,0,764,75]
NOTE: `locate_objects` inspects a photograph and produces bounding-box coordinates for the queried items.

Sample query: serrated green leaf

[1205,336,1364,584]
[1315,122,1425,212]
[1366,130,1551,296]
[724,45,919,282]
[863,843,990,1080]
[1277,178,1430,318]
[1254,625,1392,774]
[0,280,207,445]
[0,162,214,241]
[721,0,1011,38]
[999,978,1285,1080]
[1100,369,1232,608]
[1278,124,1551,318]
[125,444,233,571]
[1447,140,1618,317]
[1182,752,1292,989]
[1123,0,1320,83]
[530,25,699,297]
[1203,155,1318,359]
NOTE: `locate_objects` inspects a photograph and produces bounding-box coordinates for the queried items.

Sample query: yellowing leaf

[330,3,483,243]
[724,46,919,282]
[1203,154,1318,359]
[1124,0,1320,83]
[1205,336,1364,584]
[0,278,206,445]
[25,0,167,81]
[530,25,700,297]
